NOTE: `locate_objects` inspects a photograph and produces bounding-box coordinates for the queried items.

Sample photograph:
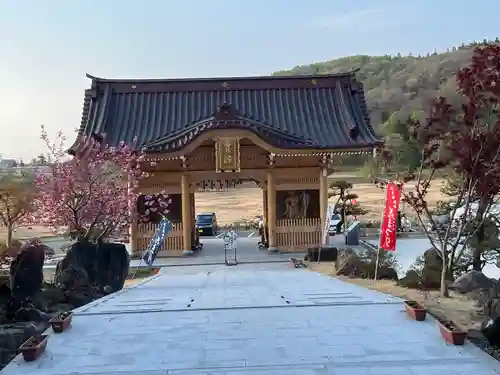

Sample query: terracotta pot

[437,320,467,345]
[18,335,48,361]
[50,312,73,333]
[404,300,427,321]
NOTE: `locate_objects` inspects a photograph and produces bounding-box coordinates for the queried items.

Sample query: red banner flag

[379,182,401,251]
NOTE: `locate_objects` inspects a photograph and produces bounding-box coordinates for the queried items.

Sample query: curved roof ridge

[85,69,359,84]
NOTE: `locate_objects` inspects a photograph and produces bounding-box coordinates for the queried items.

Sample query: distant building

[0,159,16,169]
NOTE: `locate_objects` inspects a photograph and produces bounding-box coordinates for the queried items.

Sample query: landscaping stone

[334,248,398,280]
[304,246,338,262]
[398,248,451,290]
[9,240,45,300]
[450,270,496,294]
[55,241,98,287]
[96,243,130,293]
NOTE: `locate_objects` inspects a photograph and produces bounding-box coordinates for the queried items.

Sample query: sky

[1,0,499,161]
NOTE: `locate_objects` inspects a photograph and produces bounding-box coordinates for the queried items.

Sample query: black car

[196,212,218,236]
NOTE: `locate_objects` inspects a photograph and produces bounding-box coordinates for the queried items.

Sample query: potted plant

[18,335,48,361]
[404,300,427,321]
[437,320,467,345]
[49,311,73,333]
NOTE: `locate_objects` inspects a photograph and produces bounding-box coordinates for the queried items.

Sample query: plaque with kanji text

[214,137,240,172]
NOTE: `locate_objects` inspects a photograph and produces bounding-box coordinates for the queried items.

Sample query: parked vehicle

[195,212,218,236]
[328,213,342,235]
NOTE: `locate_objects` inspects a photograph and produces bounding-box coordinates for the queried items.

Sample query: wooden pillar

[262,186,268,243]
[181,174,192,251]
[267,171,278,252]
[262,187,268,225]
[320,167,329,245]
[190,192,196,245]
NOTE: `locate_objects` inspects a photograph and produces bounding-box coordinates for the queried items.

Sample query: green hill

[273,39,499,132]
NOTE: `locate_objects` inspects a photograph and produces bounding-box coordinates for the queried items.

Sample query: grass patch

[126,267,160,279]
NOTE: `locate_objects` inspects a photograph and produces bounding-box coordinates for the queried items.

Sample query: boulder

[55,240,129,294]
[373,265,399,281]
[96,243,130,293]
[450,270,496,294]
[55,241,98,287]
[398,249,454,290]
[398,269,422,289]
[422,249,450,289]
[9,240,45,300]
[304,246,338,262]
[55,265,90,290]
[333,248,398,280]
[335,248,360,277]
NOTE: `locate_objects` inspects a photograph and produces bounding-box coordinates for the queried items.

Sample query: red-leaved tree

[32,126,149,242]
[376,44,500,297]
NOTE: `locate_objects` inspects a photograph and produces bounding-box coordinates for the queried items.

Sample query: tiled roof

[76,72,381,152]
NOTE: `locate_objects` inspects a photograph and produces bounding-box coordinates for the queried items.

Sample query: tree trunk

[440,255,450,297]
[6,222,13,249]
[472,198,489,271]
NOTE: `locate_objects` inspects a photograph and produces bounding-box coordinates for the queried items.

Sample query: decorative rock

[9,240,45,300]
[55,241,98,287]
[96,243,130,293]
[399,248,452,290]
[55,265,90,290]
[335,248,398,280]
[304,246,338,262]
[450,270,496,294]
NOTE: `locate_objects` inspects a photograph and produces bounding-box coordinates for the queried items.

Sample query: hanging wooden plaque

[214,137,240,172]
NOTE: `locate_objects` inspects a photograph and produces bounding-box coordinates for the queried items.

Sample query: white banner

[322,204,336,245]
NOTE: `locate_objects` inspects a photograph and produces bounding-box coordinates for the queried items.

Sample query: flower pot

[437,320,467,345]
[18,335,48,361]
[404,300,427,321]
[50,312,73,333]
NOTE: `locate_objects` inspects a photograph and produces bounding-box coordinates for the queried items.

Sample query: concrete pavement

[4,262,500,374]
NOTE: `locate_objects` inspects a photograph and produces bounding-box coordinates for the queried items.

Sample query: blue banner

[142,218,173,266]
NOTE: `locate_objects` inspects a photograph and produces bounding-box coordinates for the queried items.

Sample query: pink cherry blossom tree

[33,126,154,243]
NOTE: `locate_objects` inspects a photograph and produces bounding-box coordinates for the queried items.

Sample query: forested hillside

[273,39,499,171]
[273,38,499,131]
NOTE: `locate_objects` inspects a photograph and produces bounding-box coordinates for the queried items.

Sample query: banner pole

[374,183,387,284]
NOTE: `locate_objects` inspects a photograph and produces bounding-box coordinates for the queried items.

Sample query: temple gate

[73,72,381,256]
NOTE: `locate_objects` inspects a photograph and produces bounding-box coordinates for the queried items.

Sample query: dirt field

[0,226,55,241]
[308,262,481,331]
[1,177,448,236]
[194,178,448,225]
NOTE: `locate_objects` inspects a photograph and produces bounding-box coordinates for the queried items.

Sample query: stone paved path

[3,263,500,375]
